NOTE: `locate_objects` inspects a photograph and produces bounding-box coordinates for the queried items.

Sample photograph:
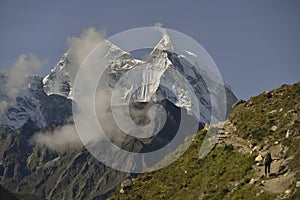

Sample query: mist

[33,124,82,151]
[0,53,45,118]
[35,26,168,150]
[5,53,45,97]
[1,27,161,151]
[33,27,109,150]
[65,27,104,85]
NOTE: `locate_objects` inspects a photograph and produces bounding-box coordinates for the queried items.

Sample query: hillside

[0,120,130,199]
[110,82,300,200]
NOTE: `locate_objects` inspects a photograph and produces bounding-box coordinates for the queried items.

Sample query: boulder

[249,178,256,185]
[120,179,133,194]
[204,124,210,131]
[271,126,278,132]
[256,191,262,197]
[296,181,300,188]
[268,110,277,114]
[121,179,133,189]
[252,146,259,152]
[255,154,263,162]
[284,189,292,195]
[246,101,253,107]
[264,90,272,98]
[119,188,125,194]
[283,172,289,177]
[232,99,245,108]
[285,130,291,138]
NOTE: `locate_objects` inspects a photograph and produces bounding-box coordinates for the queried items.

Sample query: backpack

[264,152,272,164]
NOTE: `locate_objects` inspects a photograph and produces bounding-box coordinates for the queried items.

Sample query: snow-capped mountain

[43,34,237,125]
[113,34,213,124]
[0,74,72,131]
[0,33,237,131]
[0,32,238,199]
[42,40,140,99]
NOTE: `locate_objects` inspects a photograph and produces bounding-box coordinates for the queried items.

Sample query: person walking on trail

[264,151,272,177]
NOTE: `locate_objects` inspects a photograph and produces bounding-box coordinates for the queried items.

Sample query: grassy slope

[110,82,300,200]
[229,82,300,199]
[228,82,300,143]
[111,131,275,200]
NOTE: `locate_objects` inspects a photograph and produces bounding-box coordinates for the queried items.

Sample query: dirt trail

[215,120,296,196]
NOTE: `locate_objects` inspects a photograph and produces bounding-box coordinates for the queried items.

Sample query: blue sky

[0,0,299,99]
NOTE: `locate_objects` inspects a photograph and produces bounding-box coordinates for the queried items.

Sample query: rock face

[0,120,129,199]
[0,75,72,131]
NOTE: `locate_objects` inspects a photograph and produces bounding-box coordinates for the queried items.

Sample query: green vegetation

[110,130,275,200]
[286,138,300,200]
[229,82,300,199]
[228,82,300,143]
[110,82,300,199]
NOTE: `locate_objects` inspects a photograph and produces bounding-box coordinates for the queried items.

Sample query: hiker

[264,151,272,177]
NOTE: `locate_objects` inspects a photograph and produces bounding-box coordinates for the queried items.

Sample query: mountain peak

[150,34,174,55]
[42,39,132,98]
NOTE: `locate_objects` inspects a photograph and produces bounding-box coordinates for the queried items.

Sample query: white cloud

[65,27,104,84]
[0,53,45,118]
[154,22,167,37]
[5,53,45,97]
[34,28,108,149]
[33,124,81,151]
